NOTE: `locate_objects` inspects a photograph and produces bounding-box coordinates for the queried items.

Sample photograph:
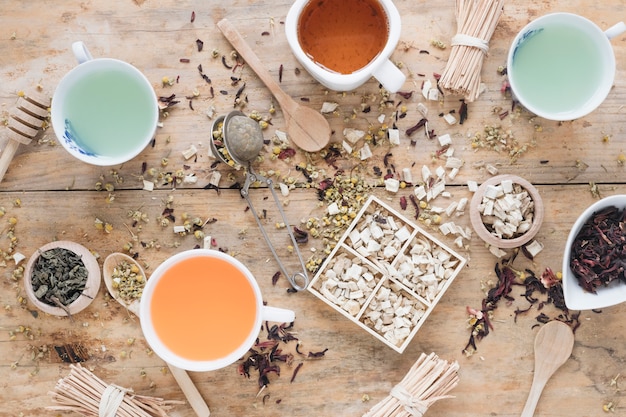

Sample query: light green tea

[63,68,155,158]
[511,23,603,115]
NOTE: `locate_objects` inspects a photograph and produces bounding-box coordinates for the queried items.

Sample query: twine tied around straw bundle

[388,385,430,416]
[450,34,489,54]
[48,363,184,417]
[439,0,505,102]
[362,352,459,417]
[99,384,131,417]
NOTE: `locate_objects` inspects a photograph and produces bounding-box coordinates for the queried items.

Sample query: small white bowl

[23,241,101,316]
[563,195,626,310]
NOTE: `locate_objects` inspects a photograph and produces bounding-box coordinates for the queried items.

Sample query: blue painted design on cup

[511,28,543,63]
[63,119,97,157]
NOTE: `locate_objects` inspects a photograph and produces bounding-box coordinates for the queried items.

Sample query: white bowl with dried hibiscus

[563,195,626,310]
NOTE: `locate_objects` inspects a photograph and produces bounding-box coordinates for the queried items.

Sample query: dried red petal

[399,196,407,210]
[278,148,297,159]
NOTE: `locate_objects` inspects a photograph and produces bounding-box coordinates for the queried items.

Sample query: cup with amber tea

[23,241,101,316]
[563,195,626,310]
[285,0,406,92]
[139,249,295,372]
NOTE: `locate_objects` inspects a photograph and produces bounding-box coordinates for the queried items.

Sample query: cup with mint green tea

[51,42,158,166]
[507,13,624,121]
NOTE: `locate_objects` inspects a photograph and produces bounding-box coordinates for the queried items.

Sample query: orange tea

[149,255,258,361]
[297,0,389,74]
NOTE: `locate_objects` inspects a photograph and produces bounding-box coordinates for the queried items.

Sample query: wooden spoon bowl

[102,252,144,315]
[521,321,574,417]
[217,18,331,153]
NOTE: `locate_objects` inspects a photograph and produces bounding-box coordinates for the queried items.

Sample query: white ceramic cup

[507,13,625,121]
[285,0,405,93]
[51,41,158,166]
[140,249,295,372]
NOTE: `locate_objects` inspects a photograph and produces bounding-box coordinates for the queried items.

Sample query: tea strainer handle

[241,172,310,292]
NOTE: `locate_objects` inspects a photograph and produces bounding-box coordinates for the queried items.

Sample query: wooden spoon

[217,18,331,153]
[103,253,211,417]
[520,321,574,417]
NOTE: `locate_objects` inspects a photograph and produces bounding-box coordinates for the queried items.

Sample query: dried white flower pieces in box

[308,196,466,353]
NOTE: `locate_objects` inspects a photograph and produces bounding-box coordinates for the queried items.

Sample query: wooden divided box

[308,195,467,353]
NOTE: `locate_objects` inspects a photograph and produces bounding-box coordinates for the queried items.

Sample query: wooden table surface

[1,1,626,416]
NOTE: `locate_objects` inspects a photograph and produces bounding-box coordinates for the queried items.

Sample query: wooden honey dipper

[0,93,50,183]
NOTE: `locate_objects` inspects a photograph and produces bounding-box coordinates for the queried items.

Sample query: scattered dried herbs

[458,99,468,124]
[290,362,303,383]
[399,196,407,210]
[464,254,581,356]
[406,118,427,137]
[408,194,420,219]
[307,348,328,358]
[238,321,326,391]
[221,55,232,69]
[278,148,296,160]
[293,227,308,244]
[158,94,179,109]
[31,248,88,307]
[470,124,532,163]
[271,271,281,286]
[569,205,626,293]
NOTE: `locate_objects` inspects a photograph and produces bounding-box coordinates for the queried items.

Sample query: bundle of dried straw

[439,0,505,101]
[48,364,184,417]
[362,352,459,417]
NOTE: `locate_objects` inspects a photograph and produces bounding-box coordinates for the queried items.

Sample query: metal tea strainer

[210,111,309,291]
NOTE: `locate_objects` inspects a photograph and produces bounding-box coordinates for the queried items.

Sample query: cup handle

[261,305,295,323]
[372,59,406,93]
[72,41,94,64]
[605,22,626,40]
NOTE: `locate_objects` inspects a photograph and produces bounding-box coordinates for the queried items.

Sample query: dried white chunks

[314,251,380,317]
[361,281,427,347]
[478,180,535,239]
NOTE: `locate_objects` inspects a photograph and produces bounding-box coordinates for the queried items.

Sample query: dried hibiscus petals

[463,255,580,356]
[238,321,327,391]
[569,205,626,293]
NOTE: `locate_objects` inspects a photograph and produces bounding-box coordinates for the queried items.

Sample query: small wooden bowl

[23,241,101,316]
[469,174,544,249]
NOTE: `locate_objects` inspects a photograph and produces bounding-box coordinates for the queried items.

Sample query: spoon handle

[520,374,548,417]
[217,19,296,113]
[167,363,211,417]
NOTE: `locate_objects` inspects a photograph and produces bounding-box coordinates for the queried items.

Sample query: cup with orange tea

[285,0,406,92]
[140,249,295,372]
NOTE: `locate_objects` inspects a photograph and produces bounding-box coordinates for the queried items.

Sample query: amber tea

[297,0,389,74]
